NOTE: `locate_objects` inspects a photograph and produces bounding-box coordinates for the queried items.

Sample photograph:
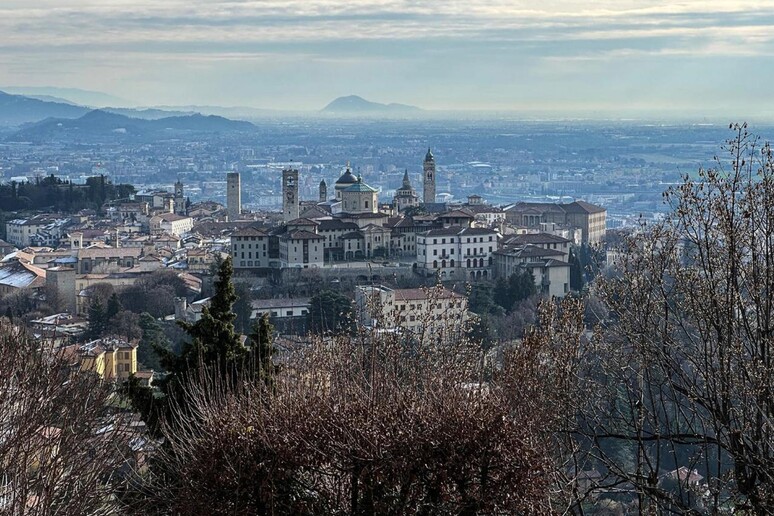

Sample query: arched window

[442,260,446,268]
[467,258,471,268]
[433,260,438,268]
[450,259,455,267]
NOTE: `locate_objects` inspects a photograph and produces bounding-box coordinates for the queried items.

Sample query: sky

[2,1,774,116]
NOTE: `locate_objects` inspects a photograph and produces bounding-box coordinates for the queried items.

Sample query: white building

[416,226,499,280]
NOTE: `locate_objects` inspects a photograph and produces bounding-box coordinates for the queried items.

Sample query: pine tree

[86,298,107,340]
[170,256,245,372]
[249,313,278,390]
[569,248,584,291]
[106,292,122,320]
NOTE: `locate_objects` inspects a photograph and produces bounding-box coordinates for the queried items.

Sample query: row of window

[426,235,494,245]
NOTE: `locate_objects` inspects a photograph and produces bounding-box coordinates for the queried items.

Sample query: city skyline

[3,1,774,118]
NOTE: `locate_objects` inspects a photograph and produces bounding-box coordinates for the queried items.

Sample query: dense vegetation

[0,174,135,214]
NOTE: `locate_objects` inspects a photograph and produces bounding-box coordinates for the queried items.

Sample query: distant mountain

[152,104,287,119]
[8,109,256,142]
[322,95,421,115]
[1,86,132,107]
[103,107,197,120]
[0,90,90,127]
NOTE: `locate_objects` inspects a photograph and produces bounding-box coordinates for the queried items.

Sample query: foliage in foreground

[0,319,130,515]
[127,297,584,515]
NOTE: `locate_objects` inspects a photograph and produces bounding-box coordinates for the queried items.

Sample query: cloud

[4,1,774,110]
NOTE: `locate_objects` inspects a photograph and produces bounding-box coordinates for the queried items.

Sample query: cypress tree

[249,313,278,390]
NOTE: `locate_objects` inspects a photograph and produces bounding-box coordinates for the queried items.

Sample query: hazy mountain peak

[322,95,420,114]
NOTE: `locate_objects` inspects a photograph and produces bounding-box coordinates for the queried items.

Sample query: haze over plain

[2,1,774,119]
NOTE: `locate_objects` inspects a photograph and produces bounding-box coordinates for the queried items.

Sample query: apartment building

[416,226,499,280]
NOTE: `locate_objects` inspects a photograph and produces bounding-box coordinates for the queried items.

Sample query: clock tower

[282,168,300,222]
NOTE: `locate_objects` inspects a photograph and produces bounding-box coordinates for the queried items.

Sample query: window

[287,310,293,316]
[433,249,437,256]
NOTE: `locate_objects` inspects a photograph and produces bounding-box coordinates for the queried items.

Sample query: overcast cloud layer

[2,1,774,116]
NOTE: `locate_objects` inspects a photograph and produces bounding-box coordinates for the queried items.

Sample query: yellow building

[76,337,138,380]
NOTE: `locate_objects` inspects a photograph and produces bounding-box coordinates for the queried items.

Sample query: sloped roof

[231,227,269,238]
[504,233,571,246]
[281,230,324,241]
[343,180,378,193]
[0,260,46,289]
[563,200,606,214]
[394,287,463,301]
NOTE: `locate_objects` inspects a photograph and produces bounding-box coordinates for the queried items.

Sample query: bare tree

[0,318,131,515]
[573,124,774,513]
[129,289,584,514]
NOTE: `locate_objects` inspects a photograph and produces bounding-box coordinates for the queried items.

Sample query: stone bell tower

[423,147,436,204]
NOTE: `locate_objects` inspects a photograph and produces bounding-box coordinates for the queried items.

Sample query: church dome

[335,167,357,185]
[424,147,434,161]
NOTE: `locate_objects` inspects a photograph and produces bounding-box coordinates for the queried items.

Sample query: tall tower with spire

[393,169,419,213]
[423,147,436,204]
[319,179,327,202]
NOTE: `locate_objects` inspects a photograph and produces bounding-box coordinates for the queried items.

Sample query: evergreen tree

[307,290,354,334]
[106,292,122,320]
[170,256,245,372]
[509,268,537,302]
[569,248,584,291]
[138,312,169,371]
[86,298,107,340]
[249,313,278,390]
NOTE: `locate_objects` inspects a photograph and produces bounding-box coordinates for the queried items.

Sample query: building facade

[355,285,468,343]
[230,227,270,269]
[416,226,498,280]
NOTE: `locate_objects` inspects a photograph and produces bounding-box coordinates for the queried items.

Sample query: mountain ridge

[8,109,256,142]
[322,95,421,114]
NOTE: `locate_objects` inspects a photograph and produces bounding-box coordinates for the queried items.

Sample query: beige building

[149,213,194,236]
[341,176,379,215]
[279,230,324,268]
[230,227,270,269]
[492,244,571,298]
[76,247,142,274]
[504,200,606,245]
[355,285,468,344]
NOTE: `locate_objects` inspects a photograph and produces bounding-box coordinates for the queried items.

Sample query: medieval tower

[423,147,436,204]
[174,179,185,215]
[283,168,300,222]
[226,172,241,220]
